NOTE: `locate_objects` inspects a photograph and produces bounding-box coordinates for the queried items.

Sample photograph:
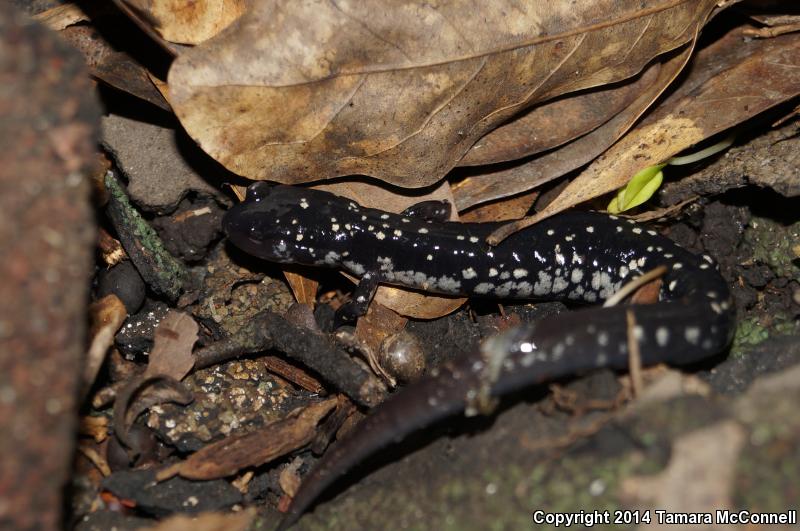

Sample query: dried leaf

[459,188,539,223]
[489,26,800,243]
[113,376,194,451]
[157,397,338,481]
[315,180,466,319]
[459,63,661,167]
[124,0,247,45]
[141,509,255,531]
[283,270,318,306]
[278,457,304,498]
[543,26,800,218]
[79,415,109,443]
[452,48,690,211]
[169,0,722,188]
[33,3,90,30]
[84,294,127,397]
[144,311,199,381]
[92,52,171,112]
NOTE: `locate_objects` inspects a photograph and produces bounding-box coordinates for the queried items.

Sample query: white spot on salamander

[597,332,609,346]
[656,327,669,347]
[552,276,568,292]
[324,251,340,265]
[684,326,700,345]
[513,268,528,278]
[343,261,365,275]
[469,236,479,243]
[516,282,532,296]
[418,227,429,234]
[376,231,386,240]
[571,268,584,283]
[299,198,309,209]
[426,254,433,261]
[462,267,477,279]
[489,267,499,277]
[437,275,461,292]
[474,282,494,294]
[534,271,553,295]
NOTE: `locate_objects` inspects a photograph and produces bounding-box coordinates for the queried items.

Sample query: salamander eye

[245,181,275,203]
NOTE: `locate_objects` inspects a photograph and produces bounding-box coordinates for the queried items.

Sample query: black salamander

[223,182,735,529]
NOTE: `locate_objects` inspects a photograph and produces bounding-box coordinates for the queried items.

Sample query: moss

[731,314,798,358]
[104,172,188,300]
[743,215,800,279]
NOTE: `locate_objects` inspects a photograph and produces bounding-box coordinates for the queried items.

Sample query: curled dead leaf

[113,375,194,455]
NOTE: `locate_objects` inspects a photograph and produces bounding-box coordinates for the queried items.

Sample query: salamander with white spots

[223,183,735,529]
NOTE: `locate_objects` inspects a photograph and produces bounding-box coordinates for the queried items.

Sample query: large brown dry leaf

[156,396,338,481]
[490,26,800,243]
[169,0,721,188]
[458,62,661,167]
[451,52,688,210]
[123,0,246,45]
[314,181,466,319]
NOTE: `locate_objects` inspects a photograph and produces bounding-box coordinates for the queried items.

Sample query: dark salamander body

[223,182,735,529]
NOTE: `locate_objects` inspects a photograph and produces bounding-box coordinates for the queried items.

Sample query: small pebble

[379,330,426,383]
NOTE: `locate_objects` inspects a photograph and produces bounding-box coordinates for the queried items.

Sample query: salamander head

[223,182,345,266]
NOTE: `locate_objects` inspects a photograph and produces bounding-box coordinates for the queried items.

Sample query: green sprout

[607,135,735,214]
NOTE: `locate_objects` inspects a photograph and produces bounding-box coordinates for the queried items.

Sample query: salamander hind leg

[333,272,380,328]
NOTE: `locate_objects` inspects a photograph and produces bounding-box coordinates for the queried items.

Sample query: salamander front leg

[401,200,452,222]
[333,272,380,328]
